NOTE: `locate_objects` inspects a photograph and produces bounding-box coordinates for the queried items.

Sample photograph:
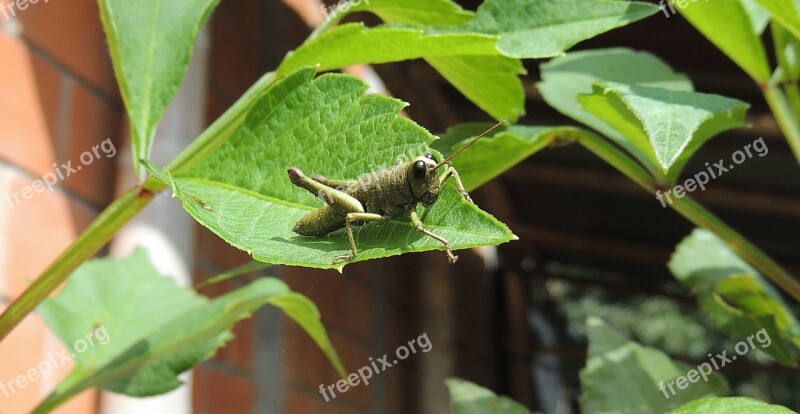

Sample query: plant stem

[764,86,800,162]
[575,131,800,302]
[670,196,800,301]
[0,184,156,341]
[575,130,657,190]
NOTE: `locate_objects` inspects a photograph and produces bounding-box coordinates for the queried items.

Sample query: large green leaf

[578,81,748,181]
[538,48,693,177]
[754,0,800,38]
[459,0,659,58]
[36,249,343,412]
[156,68,515,270]
[426,55,526,122]
[669,229,800,366]
[672,0,772,82]
[668,397,797,414]
[350,0,526,122]
[277,24,500,75]
[350,0,474,26]
[446,378,533,414]
[98,0,220,174]
[580,317,729,414]
[433,123,593,191]
[358,0,526,122]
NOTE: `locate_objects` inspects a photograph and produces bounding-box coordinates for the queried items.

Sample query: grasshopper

[287,121,505,265]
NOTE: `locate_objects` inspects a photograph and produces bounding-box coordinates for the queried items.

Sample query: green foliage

[36,250,343,412]
[671,0,772,82]
[668,396,797,414]
[754,0,800,38]
[669,229,800,366]
[97,0,220,174]
[539,48,748,183]
[283,0,658,122]
[579,81,748,180]
[446,378,533,414]
[277,24,500,74]
[580,317,729,414]
[148,68,515,270]
[457,0,658,58]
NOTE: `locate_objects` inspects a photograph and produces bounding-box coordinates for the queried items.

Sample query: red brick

[0,308,97,413]
[284,388,326,413]
[193,364,253,414]
[284,321,329,389]
[346,282,372,343]
[0,32,57,176]
[30,53,62,146]
[284,267,347,330]
[195,225,252,269]
[63,84,121,206]
[1,168,96,299]
[18,0,118,96]
[213,315,254,373]
[209,1,267,99]
[327,330,371,407]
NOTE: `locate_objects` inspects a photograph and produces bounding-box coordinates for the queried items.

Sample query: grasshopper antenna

[434,120,508,170]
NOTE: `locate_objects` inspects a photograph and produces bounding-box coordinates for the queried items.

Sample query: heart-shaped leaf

[98,0,220,174]
[578,81,748,181]
[36,249,343,412]
[538,48,693,178]
[156,68,515,270]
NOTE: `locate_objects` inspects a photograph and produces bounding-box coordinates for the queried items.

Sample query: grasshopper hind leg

[333,212,387,264]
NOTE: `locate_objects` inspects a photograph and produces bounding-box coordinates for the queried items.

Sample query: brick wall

[0,0,122,412]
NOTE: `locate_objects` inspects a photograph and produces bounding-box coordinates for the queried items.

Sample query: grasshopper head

[408,153,441,208]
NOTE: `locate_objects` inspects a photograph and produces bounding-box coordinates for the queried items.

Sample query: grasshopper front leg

[411,211,458,263]
[439,166,472,203]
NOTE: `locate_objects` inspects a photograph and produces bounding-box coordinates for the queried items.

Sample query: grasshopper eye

[424,153,438,163]
[413,160,427,178]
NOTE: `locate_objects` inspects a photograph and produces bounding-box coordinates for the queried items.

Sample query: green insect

[287,122,504,265]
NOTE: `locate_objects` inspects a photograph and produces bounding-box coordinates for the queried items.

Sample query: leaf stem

[669,196,800,302]
[0,185,156,341]
[764,85,800,162]
[575,130,657,190]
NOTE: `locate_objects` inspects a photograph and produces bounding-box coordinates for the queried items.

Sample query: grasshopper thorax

[407,153,441,208]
